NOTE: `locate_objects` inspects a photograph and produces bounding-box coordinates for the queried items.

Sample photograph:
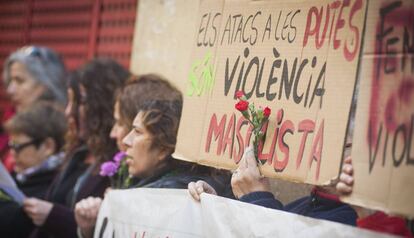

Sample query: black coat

[30,145,110,238]
[239,188,357,226]
[16,169,58,199]
[0,164,59,238]
[133,158,233,198]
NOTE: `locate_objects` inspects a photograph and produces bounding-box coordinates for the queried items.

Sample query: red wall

[0,0,138,112]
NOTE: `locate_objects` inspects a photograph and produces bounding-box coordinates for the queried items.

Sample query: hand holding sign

[75,196,103,238]
[336,156,354,195]
[188,180,217,201]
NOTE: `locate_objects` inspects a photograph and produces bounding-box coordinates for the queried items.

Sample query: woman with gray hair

[2,45,67,110]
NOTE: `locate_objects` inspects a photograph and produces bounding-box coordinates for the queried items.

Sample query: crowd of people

[0,45,412,237]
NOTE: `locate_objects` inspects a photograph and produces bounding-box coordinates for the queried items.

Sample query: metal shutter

[0,0,137,112]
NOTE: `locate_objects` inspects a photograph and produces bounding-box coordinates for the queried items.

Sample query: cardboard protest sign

[130,0,201,92]
[174,0,367,185]
[342,0,414,217]
[94,188,393,238]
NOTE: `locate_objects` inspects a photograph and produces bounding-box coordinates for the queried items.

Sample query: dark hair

[116,74,182,131]
[140,99,182,155]
[77,58,129,164]
[140,98,223,179]
[4,101,67,153]
[137,78,230,187]
[64,71,83,151]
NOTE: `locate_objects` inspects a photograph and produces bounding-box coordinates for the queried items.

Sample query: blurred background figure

[2,46,67,111]
[24,58,129,238]
[6,102,66,197]
[0,101,67,238]
[1,46,67,172]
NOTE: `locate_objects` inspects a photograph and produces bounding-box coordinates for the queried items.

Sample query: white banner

[94,189,395,238]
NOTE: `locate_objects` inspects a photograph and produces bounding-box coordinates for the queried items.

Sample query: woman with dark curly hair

[74,75,183,237]
[77,59,129,166]
[123,99,231,191]
[110,74,182,151]
[21,58,129,238]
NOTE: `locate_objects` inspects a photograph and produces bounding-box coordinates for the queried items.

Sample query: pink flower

[113,151,126,165]
[263,107,271,117]
[235,100,249,112]
[235,90,244,99]
[100,161,118,177]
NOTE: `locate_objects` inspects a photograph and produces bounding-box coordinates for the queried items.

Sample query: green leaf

[249,102,255,113]
[242,110,250,120]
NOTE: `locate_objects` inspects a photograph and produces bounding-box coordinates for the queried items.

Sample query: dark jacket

[0,163,59,238]
[30,145,110,238]
[133,159,233,198]
[0,196,33,238]
[239,188,357,226]
[15,169,58,199]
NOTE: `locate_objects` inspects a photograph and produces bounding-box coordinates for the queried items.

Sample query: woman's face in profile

[110,102,129,152]
[7,62,46,110]
[65,88,78,143]
[64,87,87,143]
[123,111,166,178]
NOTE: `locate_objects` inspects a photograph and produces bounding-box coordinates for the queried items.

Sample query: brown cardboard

[129,0,312,203]
[342,0,414,217]
[130,0,201,93]
[130,0,414,217]
[174,0,367,185]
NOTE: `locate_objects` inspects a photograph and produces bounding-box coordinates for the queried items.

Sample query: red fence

[0,0,138,111]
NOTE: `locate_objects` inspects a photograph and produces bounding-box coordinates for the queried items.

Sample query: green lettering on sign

[187,51,215,97]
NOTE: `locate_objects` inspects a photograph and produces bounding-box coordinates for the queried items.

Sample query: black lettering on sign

[368,115,414,173]
[99,217,109,238]
[224,47,326,109]
[392,124,407,167]
[197,12,222,47]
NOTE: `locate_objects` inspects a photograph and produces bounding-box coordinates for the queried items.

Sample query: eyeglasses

[8,139,43,153]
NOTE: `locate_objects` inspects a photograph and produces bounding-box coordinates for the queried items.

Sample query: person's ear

[157,147,171,162]
[40,137,56,157]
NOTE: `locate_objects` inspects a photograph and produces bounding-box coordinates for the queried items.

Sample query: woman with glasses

[0,101,67,238]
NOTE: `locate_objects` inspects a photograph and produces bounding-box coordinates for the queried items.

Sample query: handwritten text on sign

[176,0,366,184]
[343,0,414,217]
